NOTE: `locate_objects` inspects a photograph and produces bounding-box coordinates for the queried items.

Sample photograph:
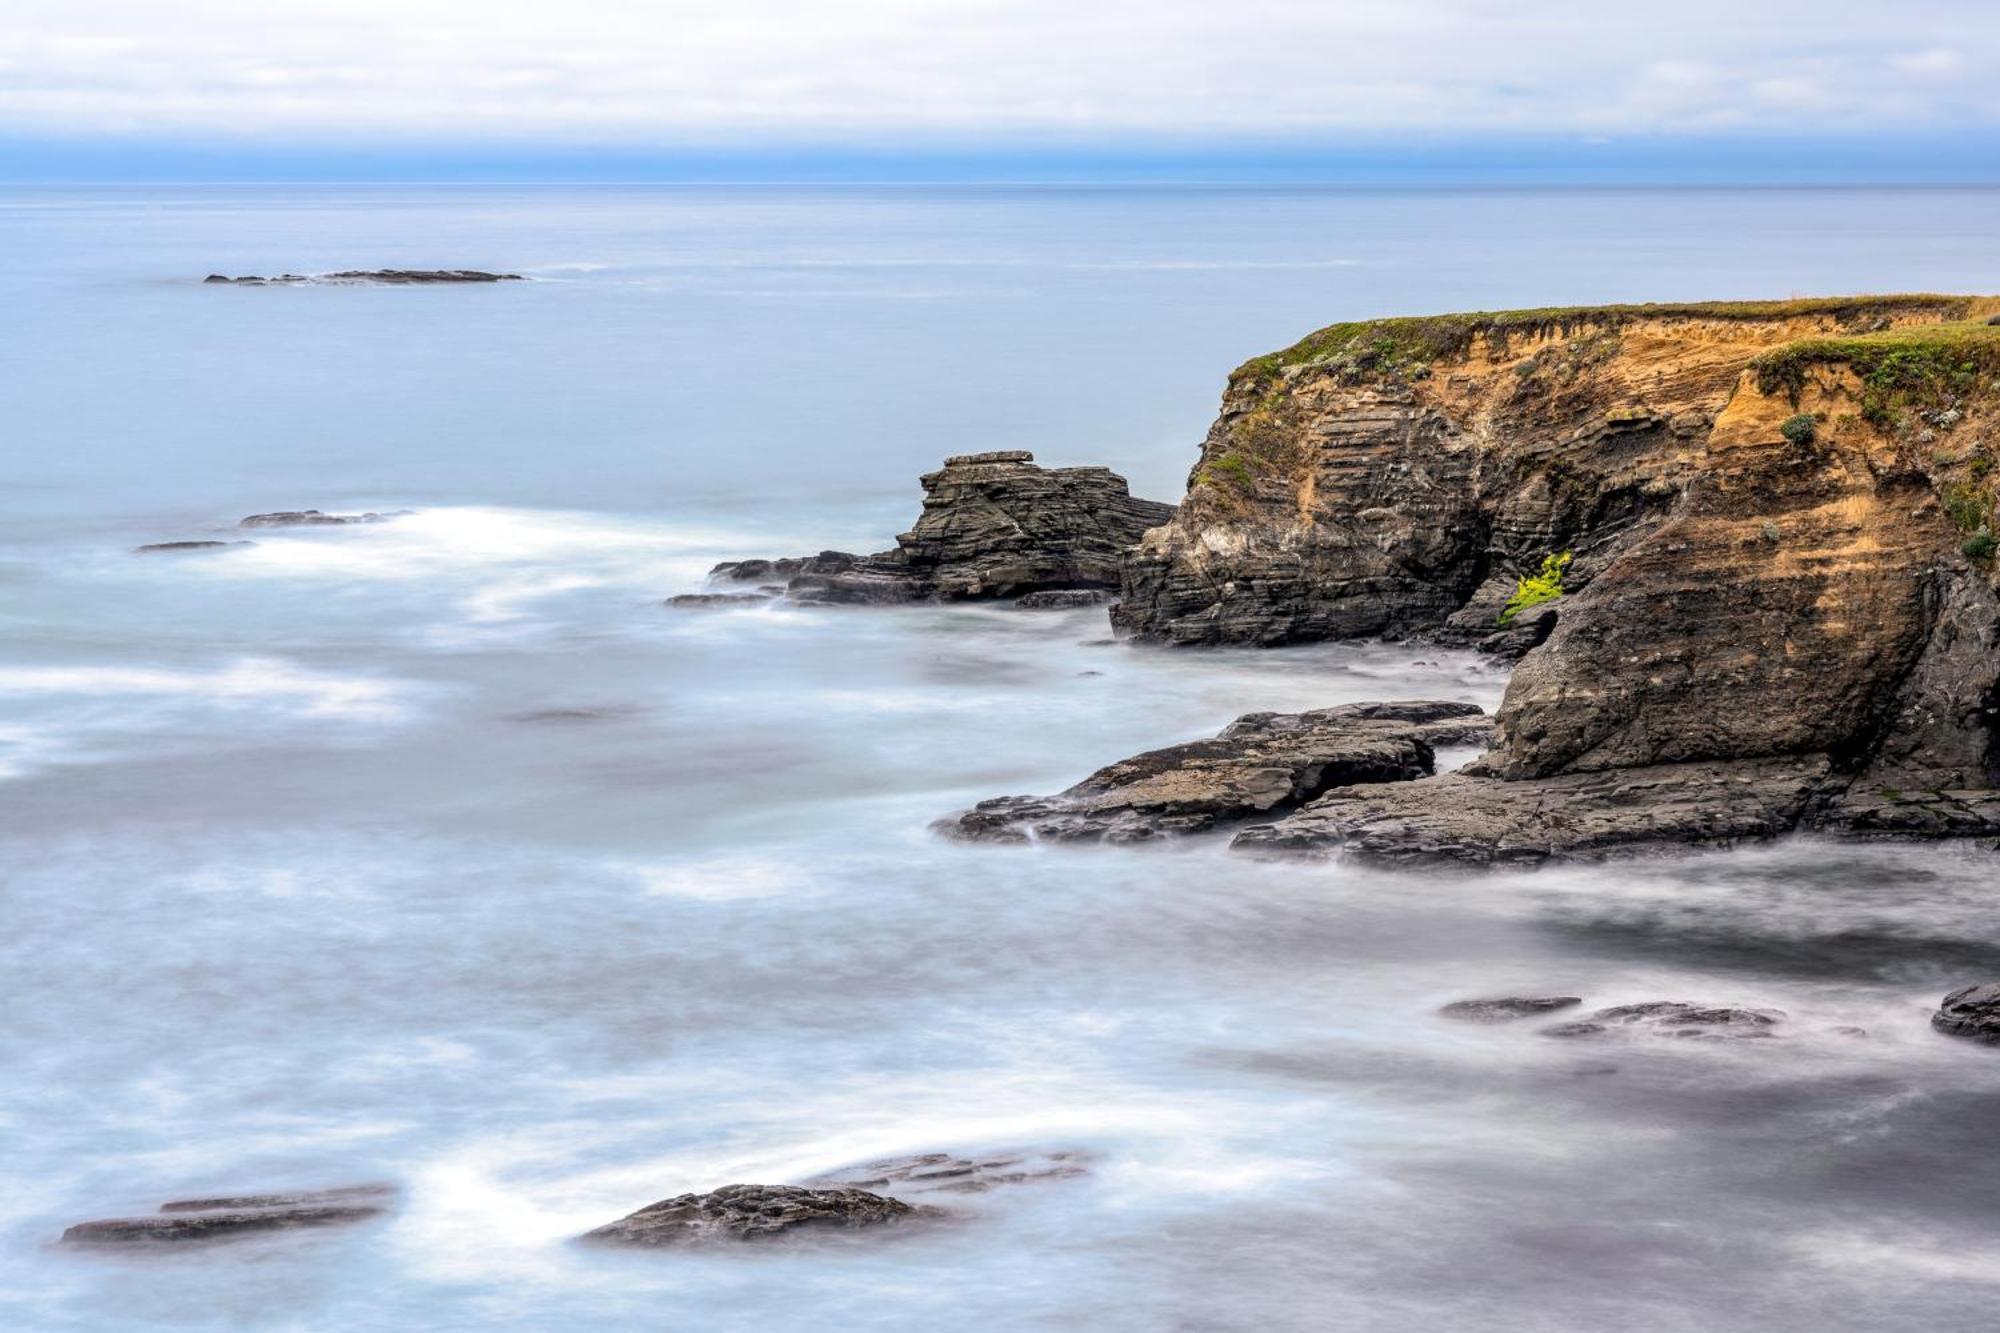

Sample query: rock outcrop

[240,510,398,527]
[1932,983,2000,1043]
[1109,297,2000,861]
[205,271,521,284]
[702,451,1176,606]
[803,1149,1091,1197]
[135,540,255,554]
[939,700,1488,844]
[62,1184,395,1245]
[1540,1002,1787,1040]
[1438,996,1583,1023]
[578,1184,929,1247]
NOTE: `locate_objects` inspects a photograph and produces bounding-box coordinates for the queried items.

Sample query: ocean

[6,183,2000,1330]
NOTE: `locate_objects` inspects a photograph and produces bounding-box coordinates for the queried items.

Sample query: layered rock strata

[704,451,1176,605]
[62,1183,396,1245]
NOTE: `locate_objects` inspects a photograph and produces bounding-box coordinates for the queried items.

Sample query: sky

[1,0,1996,180]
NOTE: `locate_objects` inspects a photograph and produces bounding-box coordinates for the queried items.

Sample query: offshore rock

[704,452,1175,605]
[62,1184,396,1245]
[578,1184,930,1247]
[1932,983,2000,1043]
[205,270,522,284]
[939,700,1488,844]
[1234,756,1834,865]
[1541,1002,1787,1040]
[240,509,398,527]
[803,1149,1092,1198]
[1439,996,1583,1023]
[135,540,255,553]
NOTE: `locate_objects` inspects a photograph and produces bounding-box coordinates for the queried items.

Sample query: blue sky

[3,0,1996,181]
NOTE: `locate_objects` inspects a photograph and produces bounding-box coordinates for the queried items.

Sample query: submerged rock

[239,509,398,527]
[1932,983,2000,1043]
[1233,756,1833,866]
[206,270,522,284]
[578,1184,929,1247]
[134,540,255,553]
[62,1183,395,1245]
[939,700,1488,844]
[1541,1002,1786,1040]
[700,452,1175,606]
[1439,996,1583,1023]
[803,1149,1091,1198]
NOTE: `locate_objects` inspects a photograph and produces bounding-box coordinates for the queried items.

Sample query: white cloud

[0,0,1993,140]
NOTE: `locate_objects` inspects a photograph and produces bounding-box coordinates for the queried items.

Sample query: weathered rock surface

[62,1184,395,1245]
[1439,996,1583,1023]
[940,700,1487,844]
[1235,756,1833,865]
[1541,1001,1787,1040]
[665,591,777,608]
[135,540,255,553]
[1015,588,1110,609]
[205,270,522,284]
[239,509,398,527]
[578,1184,929,1247]
[1932,983,2000,1043]
[803,1149,1091,1197]
[704,452,1175,606]
[1106,297,2000,860]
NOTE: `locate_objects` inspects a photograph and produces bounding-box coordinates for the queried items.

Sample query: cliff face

[1119,296,2000,856]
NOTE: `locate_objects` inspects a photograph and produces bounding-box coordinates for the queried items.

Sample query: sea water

[6,184,2000,1331]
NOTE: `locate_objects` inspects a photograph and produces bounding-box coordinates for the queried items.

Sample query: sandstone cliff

[1117,296,2000,857]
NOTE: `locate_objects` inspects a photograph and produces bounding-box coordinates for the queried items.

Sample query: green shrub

[1964,531,1998,560]
[1203,452,1256,494]
[1943,482,1992,535]
[1498,552,1572,627]
[1779,413,1817,445]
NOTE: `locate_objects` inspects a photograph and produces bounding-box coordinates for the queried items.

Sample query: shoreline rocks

[578,1184,932,1247]
[699,452,1175,607]
[1932,983,2000,1043]
[61,1183,396,1246]
[1541,1002,1787,1040]
[939,700,1488,844]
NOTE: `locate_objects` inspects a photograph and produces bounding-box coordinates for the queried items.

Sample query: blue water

[6,185,2000,1331]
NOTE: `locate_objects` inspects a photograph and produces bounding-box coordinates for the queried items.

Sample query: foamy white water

[7,184,2000,1331]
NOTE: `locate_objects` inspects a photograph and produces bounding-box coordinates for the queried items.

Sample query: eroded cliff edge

[1112,296,2000,859]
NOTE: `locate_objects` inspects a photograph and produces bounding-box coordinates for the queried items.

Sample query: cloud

[0,0,1994,142]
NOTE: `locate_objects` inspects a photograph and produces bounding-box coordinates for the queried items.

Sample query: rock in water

[578,1184,927,1247]
[702,452,1175,605]
[1541,1002,1786,1040]
[134,540,255,554]
[239,509,397,527]
[61,1183,396,1245]
[1439,996,1584,1023]
[803,1149,1092,1197]
[206,270,522,284]
[1932,983,2000,1043]
[940,700,1488,844]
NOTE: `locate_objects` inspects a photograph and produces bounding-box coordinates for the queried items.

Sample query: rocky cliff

[1113,296,2000,858]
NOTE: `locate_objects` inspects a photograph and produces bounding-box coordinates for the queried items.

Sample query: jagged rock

[239,509,397,527]
[1233,756,1833,865]
[939,700,1487,844]
[61,1184,395,1245]
[700,453,1175,606]
[135,540,255,553]
[206,271,522,284]
[1474,605,1558,663]
[578,1184,930,1247]
[1932,983,2000,1043]
[1015,589,1110,609]
[803,1149,1091,1197]
[1541,1002,1786,1040]
[1439,996,1583,1023]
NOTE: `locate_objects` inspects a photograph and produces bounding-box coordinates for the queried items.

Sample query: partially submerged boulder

[802,1149,1091,1198]
[578,1184,929,1247]
[134,540,255,554]
[1439,996,1583,1023]
[939,700,1488,844]
[206,271,522,284]
[1542,1002,1786,1040]
[703,452,1175,606]
[61,1183,395,1245]
[1932,983,2000,1043]
[239,510,398,528]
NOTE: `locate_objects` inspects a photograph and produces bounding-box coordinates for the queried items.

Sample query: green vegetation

[1235,295,1979,388]
[1497,552,1572,628]
[1779,413,1818,445]
[1942,481,1994,535]
[1752,320,2000,428]
[1964,532,1998,561]
[1202,451,1257,494]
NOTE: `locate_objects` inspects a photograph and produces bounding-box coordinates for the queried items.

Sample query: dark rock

[1932,983,2000,1043]
[208,270,522,284]
[1541,1002,1786,1040]
[700,453,1174,607]
[1439,996,1583,1023]
[1015,589,1110,609]
[802,1149,1091,1198]
[938,700,1486,844]
[578,1184,930,1247]
[1233,756,1833,866]
[61,1184,395,1245]
[1474,604,1559,663]
[134,540,255,553]
[239,509,397,528]
[666,592,776,608]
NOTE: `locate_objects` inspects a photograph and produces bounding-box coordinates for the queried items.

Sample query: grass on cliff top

[1236,294,1981,386]
[1753,320,2000,426]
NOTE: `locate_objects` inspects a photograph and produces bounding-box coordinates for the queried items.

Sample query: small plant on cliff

[1202,451,1257,495]
[1779,413,1818,445]
[1964,531,1998,561]
[1942,482,1993,535]
[1497,552,1572,628]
